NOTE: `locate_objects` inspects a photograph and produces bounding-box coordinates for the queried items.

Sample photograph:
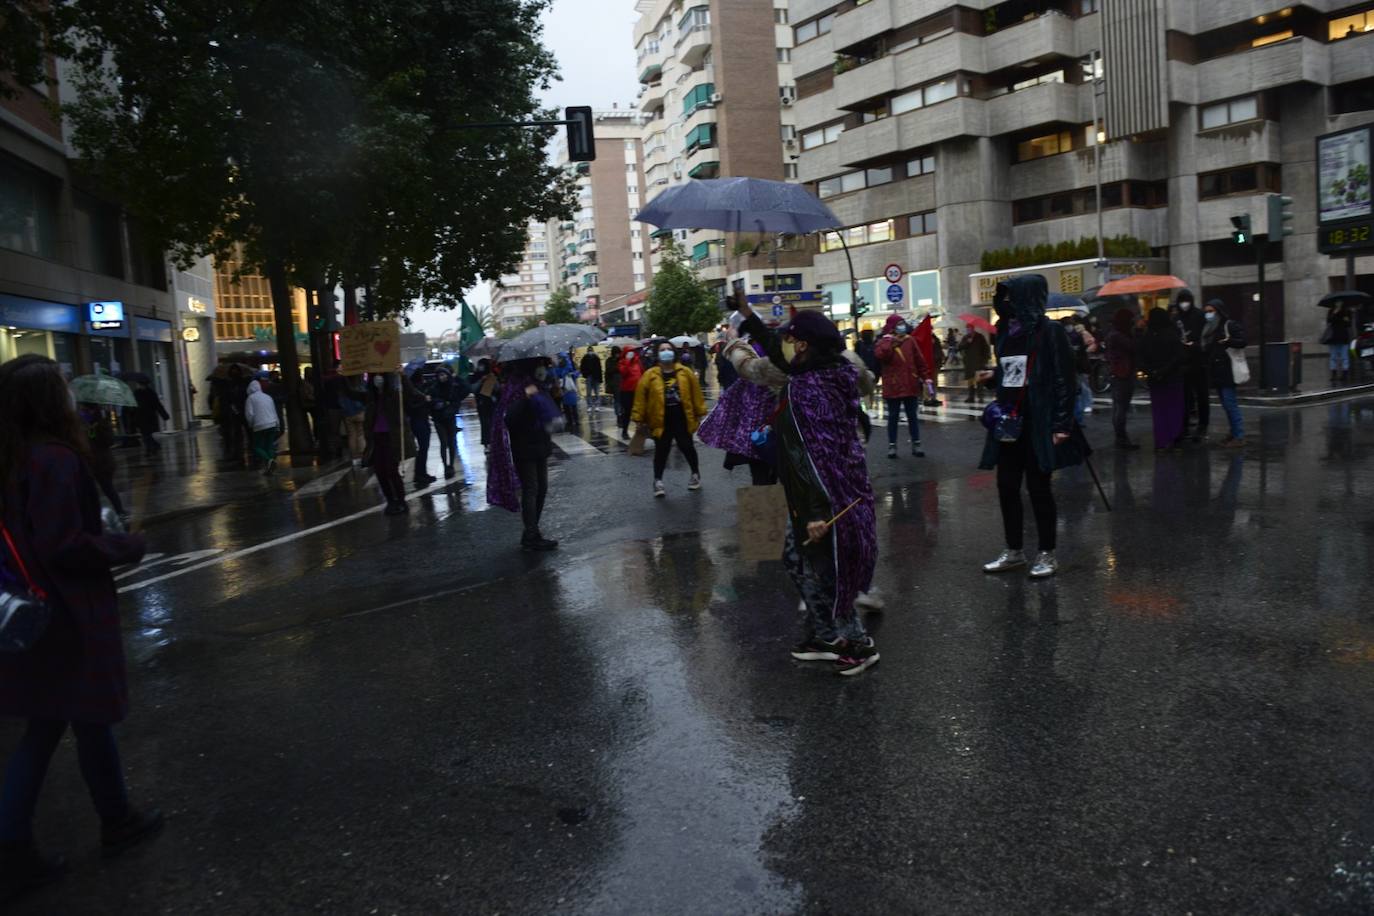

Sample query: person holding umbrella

[632,341,707,497]
[486,359,559,551]
[132,380,169,455]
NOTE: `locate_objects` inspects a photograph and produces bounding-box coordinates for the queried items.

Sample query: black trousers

[996,433,1057,552]
[476,396,494,446]
[1183,366,1211,432]
[433,414,457,468]
[618,390,636,434]
[1111,375,1135,442]
[653,405,699,479]
[516,457,549,536]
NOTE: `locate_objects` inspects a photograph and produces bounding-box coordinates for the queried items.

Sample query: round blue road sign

[886,283,904,304]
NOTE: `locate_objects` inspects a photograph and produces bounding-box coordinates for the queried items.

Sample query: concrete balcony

[833,56,897,111]
[983,10,1078,72]
[1012,208,1170,250]
[1008,139,1167,199]
[1183,37,1329,107]
[681,103,718,136]
[1190,119,1282,174]
[831,0,895,51]
[984,81,1083,136]
[578,237,598,257]
[837,97,987,166]
[685,144,720,178]
[823,174,937,228]
[676,24,712,69]
[797,140,844,184]
[1329,32,1374,86]
[640,78,668,112]
[891,32,982,89]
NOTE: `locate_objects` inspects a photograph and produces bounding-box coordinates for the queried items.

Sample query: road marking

[553,432,602,456]
[115,548,227,581]
[117,477,469,594]
[292,467,354,500]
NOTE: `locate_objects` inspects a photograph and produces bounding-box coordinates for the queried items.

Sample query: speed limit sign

[883,263,903,284]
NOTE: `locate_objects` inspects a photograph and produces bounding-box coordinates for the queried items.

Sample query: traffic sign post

[884,263,903,284]
[886,284,905,307]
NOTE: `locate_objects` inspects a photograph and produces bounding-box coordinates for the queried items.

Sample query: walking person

[960,323,992,405]
[1323,302,1353,385]
[732,303,880,676]
[132,381,169,455]
[874,314,931,458]
[78,404,126,518]
[558,360,581,430]
[244,379,280,474]
[0,356,163,903]
[405,374,435,487]
[1136,308,1187,450]
[365,372,409,515]
[579,348,603,409]
[1202,299,1248,448]
[486,359,559,551]
[1104,308,1141,450]
[604,347,622,419]
[633,342,706,497]
[617,347,644,438]
[1176,290,1211,442]
[469,359,498,450]
[979,276,1086,579]
[424,366,467,479]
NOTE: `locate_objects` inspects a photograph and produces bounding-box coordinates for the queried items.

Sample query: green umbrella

[69,374,137,407]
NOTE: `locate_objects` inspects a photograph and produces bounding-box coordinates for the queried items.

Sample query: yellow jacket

[631,363,707,438]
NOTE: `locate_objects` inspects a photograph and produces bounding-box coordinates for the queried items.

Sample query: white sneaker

[688,473,701,491]
[983,549,1027,573]
[797,599,807,612]
[653,480,666,498]
[855,591,885,610]
[1029,551,1058,578]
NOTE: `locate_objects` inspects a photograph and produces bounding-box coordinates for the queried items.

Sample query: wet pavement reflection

[8,396,1374,913]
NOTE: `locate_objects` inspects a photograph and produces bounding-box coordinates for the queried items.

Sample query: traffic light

[565,106,595,162]
[1230,214,1252,245]
[1267,193,1294,238]
[822,291,833,308]
[853,294,870,319]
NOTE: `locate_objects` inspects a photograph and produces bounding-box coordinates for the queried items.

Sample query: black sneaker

[790,637,842,661]
[384,501,409,516]
[911,442,925,457]
[101,807,165,858]
[834,638,880,677]
[0,842,67,903]
[521,532,559,552]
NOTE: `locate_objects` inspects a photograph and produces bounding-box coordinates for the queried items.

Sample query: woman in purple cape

[734,301,880,676]
[696,333,780,486]
[487,359,562,551]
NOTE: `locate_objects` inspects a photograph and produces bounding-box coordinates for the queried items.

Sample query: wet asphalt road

[7,396,1374,914]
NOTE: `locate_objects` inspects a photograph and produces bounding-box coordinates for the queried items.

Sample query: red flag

[914,315,936,377]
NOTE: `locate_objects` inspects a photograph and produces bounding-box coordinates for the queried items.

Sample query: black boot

[521,529,558,552]
[384,501,409,516]
[1332,370,1339,384]
[1341,370,1350,384]
[101,807,165,858]
[0,841,67,902]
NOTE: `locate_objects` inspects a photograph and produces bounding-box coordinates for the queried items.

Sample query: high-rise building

[213,247,308,345]
[790,0,1374,339]
[631,0,813,317]
[489,220,555,332]
[552,108,653,326]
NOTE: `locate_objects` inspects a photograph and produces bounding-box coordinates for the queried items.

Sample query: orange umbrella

[1097,274,1187,296]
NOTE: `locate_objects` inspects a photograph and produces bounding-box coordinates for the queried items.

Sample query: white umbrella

[668,335,699,347]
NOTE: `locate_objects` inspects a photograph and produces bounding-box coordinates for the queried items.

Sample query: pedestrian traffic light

[565,106,595,162]
[1230,214,1252,245]
[1267,193,1294,238]
[853,294,870,319]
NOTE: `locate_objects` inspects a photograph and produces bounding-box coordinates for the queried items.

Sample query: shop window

[0,153,59,259]
[1200,95,1259,129]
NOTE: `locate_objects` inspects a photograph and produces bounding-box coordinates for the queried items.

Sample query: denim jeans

[0,719,129,842]
[885,396,920,445]
[1217,385,1244,439]
[1329,343,1350,372]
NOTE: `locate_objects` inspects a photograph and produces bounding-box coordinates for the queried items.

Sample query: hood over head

[882,313,904,334]
[247,380,262,395]
[994,274,1049,326]
[1146,307,1173,332]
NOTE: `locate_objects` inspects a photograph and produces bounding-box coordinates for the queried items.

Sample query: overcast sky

[406,0,640,337]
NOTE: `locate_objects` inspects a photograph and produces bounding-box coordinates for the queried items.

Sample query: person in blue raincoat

[977,274,1088,579]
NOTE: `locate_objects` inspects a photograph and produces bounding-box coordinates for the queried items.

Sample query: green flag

[457,303,484,375]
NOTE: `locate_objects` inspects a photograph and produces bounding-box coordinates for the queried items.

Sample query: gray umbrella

[496,324,604,363]
[634,177,841,234]
[463,336,504,359]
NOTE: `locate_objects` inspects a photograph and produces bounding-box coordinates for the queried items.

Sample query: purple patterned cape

[486,373,529,513]
[786,364,877,622]
[697,379,777,459]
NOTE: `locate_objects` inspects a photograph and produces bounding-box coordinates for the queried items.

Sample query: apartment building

[632,0,815,315]
[489,221,555,331]
[790,0,1374,340]
[212,248,309,352]
[1,59,195,427]
[552,108,653,325]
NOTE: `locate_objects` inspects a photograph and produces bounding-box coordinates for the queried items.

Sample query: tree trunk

[266,258,314,459]
[343,284,359,326]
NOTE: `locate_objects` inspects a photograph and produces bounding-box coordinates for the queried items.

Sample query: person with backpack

[0,356,163,902]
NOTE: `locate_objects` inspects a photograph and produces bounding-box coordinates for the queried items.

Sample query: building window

[866,166,894,187]
[1079,0,1099,13]
[633,251,644,260]
[801,122,844,149]
[1011,70,1065,93]
[682,82,717,116]
[684,123,717,154]
[1200,95,1259,129]
[908,211,937,236]
[891,77,959,115]
[635,272,646,284]
[794,12,835,44]
[1198,163,1282,199]
[0,154,60,259]
[1015,129,1076,162]
[819,219,896,252]
[783,162,800,179]
[1332,76,1374,113]
[777,48,792,63]
[1012,181,1168,223]
[631,228,642,238]
[775,8,789,24]
[906,153,935,176]
[781,124,797,141]
[1330,9,1374,40]
[628,185,638,193]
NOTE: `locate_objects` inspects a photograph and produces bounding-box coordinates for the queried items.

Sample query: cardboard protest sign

[339,321,402,376]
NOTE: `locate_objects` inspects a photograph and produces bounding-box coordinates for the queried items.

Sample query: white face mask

[1179,301,1193,311]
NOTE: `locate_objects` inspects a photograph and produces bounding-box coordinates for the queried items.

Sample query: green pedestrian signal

[1267,193,1294,238]
[1230,214,1252,245]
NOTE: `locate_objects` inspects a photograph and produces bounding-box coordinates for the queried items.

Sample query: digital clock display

[1318,219,1374,253]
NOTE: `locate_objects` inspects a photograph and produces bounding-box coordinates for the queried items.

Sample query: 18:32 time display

[1319,219,1374,253]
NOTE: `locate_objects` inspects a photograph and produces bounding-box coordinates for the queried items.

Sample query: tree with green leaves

[542,287,578,325]
[57,0,572,455]
[644,242,720,337]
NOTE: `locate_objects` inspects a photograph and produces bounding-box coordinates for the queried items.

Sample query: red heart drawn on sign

[374,341,392,356]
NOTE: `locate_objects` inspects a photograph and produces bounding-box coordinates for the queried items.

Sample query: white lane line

[117,478,467,594]
[115,549,226,581]
[292,467,353,500]
[553,432,602,456]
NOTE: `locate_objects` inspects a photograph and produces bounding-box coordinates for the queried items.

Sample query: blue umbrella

[403,357,428,376]
[634,177,841,235]
[1047,294,1087,314]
